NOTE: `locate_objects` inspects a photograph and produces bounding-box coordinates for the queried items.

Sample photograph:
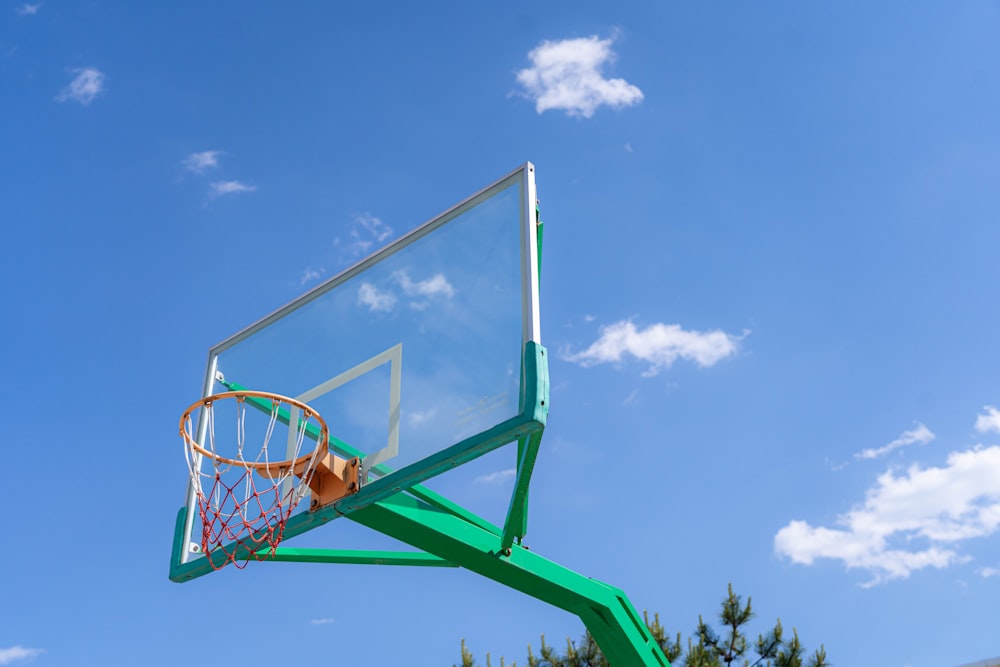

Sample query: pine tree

[689,584,828,667]
[456,638,475,667]
[458,585,828,667]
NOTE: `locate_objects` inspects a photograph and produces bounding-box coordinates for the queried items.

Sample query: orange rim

[179,390,329,472]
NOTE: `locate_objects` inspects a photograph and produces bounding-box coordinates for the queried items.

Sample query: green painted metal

[500,429,543,552]
[536,219,543,282]
[169,507,190,573]
[169,509,457,579]
[268,548,456,567]
[500,339,548,551]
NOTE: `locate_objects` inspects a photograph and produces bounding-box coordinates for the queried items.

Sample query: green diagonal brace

[268,548,456,567]
[501,428,543,552]
[348,493,670,667]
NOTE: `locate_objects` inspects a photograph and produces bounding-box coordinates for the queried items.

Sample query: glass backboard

[176,162,542,567]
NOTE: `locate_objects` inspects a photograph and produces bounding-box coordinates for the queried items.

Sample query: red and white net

[180,392,327,569]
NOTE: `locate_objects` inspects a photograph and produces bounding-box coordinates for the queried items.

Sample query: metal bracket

[309,456,361,510]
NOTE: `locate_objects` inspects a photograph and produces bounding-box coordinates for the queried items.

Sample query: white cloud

[334,213,394,262]
[355,271,454,314]
[978,565,1000,578]
[855,422,935,460]
[182,150,223,174]
[775,445,1000,586]
[0,647,44,665]
[975,406,1000,434]
[15,3,41,16]
[515,35,643,118]
[475,468,516,484]
[563,320,744,376]
[407,408,436,427]
[351,213,392,251]
[209,180,256,197]
[55,67,105,105]
[299,268,324,286]
[358,282,396,313]
[310,618,335,625]
[394,270,455,299]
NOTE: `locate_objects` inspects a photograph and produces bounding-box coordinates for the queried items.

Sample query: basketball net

[180,391,329,569]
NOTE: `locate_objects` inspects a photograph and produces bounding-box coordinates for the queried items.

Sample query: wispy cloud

[394,270,455,299]
[334,213,394,263]
[182,150,223,174]
[775,443,1000,587]
[55,67,105,105]
[179,152,256,200]
[357,282,397,313]
[475,469,516,484]
[563,320,745,376]
[855,422,935,460]
[356,271,454,314]
[515,34,643,118]
[209,180,256,197]
[299,267,324,286]
[0,646,44,665]
[978,565,1000,578]
[975,406,1000,434]
[15,3,41,16]
[407,408,436,427]
[310,618,336,625]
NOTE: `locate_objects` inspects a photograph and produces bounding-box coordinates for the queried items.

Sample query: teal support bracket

[269,548,456,567]
[536,218,544,281]
[499,342,548,550]
[500,429,543,552]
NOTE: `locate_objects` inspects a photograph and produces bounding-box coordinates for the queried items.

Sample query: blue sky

[2,2,1000,666]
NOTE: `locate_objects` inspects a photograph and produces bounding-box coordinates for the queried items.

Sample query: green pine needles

[456,584,829,667]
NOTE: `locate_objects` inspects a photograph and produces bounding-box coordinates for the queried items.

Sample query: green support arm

[348,493,670,667]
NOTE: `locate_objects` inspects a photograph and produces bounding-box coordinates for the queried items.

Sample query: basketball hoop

[180,390,358,569]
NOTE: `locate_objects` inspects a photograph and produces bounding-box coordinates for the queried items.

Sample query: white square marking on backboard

[293,343,402,478]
